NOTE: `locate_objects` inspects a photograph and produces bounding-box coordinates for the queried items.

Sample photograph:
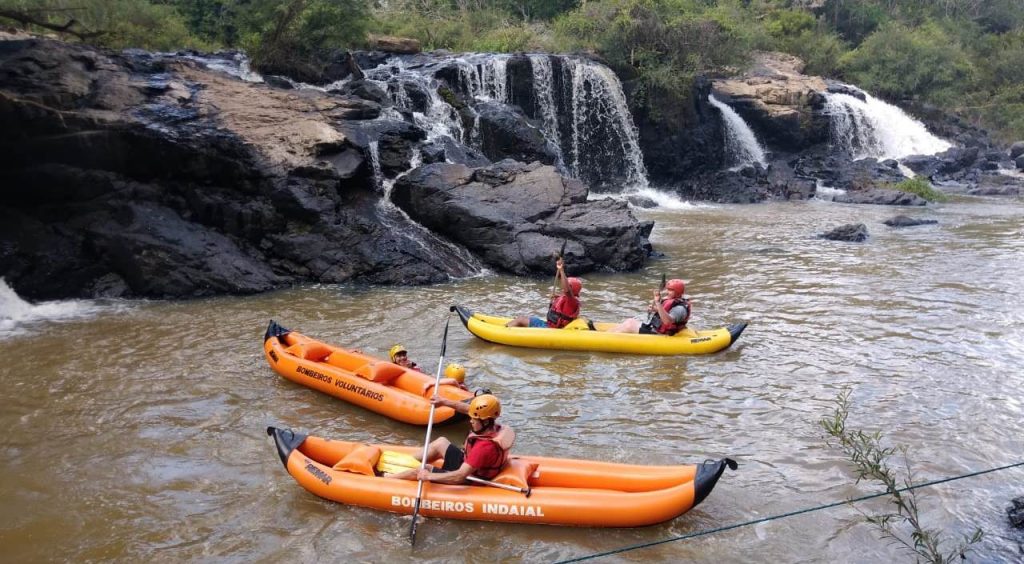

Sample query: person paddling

[506,257,582,328]
[607,278,691,335]
[390,393,514,485]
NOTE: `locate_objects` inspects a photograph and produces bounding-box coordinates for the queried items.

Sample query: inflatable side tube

[693,458,737,508]
[267,426,306,468]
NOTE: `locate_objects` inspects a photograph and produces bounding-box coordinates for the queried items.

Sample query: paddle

[550,239,568,299]
[409,312,451,546]
[650,273,666,310]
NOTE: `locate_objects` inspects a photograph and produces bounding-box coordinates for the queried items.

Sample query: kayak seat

[332,445,382,476]
[354,361,406,384]
[285,342,333,362]
[491,459,539,490]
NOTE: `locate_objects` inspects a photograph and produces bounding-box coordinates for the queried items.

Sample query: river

[1,194,1022,562]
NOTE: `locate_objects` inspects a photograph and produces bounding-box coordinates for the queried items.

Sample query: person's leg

[423,437,451,462]
[506,316,530,327]
[606,318,641,333]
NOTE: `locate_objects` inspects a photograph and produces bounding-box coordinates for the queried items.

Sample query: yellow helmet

[444,362,466,383]
[389,344,407,362]
[468,394,500,420]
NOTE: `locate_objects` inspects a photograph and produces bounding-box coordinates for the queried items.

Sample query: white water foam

[0,279,124,339]
[824,91,950,160]
[588,187,704,210]
[708,94,767,169]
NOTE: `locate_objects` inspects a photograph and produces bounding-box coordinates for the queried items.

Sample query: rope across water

[556,460,1024,563]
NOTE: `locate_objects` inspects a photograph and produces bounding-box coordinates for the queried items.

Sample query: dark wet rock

[821,223,868,242]
[1017,154,1024,170]
[323,95,381,121]
[421,138,490,168]
[1009,142,1024,160]
[884,215,938,228]
[968,175,1023,196]
[338,79,390,106]
[834,188,927,206]
[676,165,771,203]
[392,160,650,274]
[627,195,658,208]
[263,75,294,89]
[472,100,559,167]
[1009,496,1024,529]
[767,158,816,200]
[794,150,906,191]
[353,51,390,72]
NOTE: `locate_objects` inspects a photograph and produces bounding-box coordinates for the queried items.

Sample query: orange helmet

[567,277,582,296]
[666,279,685,295]
[468,394,500,420]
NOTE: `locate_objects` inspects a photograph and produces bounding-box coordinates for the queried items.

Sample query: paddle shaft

[550,239,568,298]
[409,314,451,546]
[467,476,532,497]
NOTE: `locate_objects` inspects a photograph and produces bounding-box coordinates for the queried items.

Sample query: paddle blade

[660,273,667,290]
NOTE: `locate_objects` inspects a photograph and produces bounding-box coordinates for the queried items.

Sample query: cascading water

[527,54,565,169]
[824,91,950,160]
[708,94,767,169]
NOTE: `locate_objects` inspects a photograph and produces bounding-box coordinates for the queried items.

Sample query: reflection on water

[1,197,1022,561]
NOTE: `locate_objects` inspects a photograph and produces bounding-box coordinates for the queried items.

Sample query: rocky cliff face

[0,37,650,300]
[710,52,829,152]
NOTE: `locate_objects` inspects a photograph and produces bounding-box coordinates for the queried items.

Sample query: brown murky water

[2,195,1023,562]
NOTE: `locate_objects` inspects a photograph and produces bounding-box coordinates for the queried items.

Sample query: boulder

[834,188,927,206]
[1009,496,1024,529]
[263,75,294,89]
[338,79,391,106]
[821,223,868,242]
[968,174,1023,196]
[391,160,650,274]
[1010,141,1024,160]
[883,215,938,228]
[1017,154,1024,170]
[472,100,560,167]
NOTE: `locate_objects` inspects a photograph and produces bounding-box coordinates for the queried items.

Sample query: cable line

[556,460,1024,563]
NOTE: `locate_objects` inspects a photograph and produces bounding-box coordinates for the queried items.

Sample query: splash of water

[0,278,123,339]
[708,94,767,169]
[824,92,950,160]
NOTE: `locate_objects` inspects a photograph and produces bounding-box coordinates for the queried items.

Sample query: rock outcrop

[391,160,650,274]
[821,223,869,242]
[711,52,829,151]
[1,37,654,300]
[884,215,938,228]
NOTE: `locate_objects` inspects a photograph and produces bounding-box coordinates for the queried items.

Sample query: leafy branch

[820,389,983,563]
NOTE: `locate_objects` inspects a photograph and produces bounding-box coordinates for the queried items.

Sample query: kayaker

[389,344,420,370]
[607,278,691,335]
[506,257,582,328]
[390,393,515,484]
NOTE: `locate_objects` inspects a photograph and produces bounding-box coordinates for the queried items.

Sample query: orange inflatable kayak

[267,426,736,527]
[263,321,473,425]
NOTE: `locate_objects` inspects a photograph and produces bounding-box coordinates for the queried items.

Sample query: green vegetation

[888,177,950,202]
[821,390,984,563]
[4,0,1024,140]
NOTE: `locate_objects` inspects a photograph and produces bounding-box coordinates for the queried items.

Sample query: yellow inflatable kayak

[267,426,735,527]
[452,305,746,355]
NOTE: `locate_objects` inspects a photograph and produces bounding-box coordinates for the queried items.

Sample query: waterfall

[527,55,565,169]
[824,92,950,160]
[560,58,649,190]
[364,60,465,143]
[0,278,122,338]
[708,94,767,169]
[367,140,383,190]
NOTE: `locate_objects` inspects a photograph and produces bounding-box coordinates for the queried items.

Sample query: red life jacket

[545,294,579,328]
[464,424,515,479]
[649,297,691,335]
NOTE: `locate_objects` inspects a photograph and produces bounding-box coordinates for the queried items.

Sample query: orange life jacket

[464,424,515,479]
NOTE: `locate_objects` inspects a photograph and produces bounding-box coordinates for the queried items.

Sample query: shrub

[888,177,949,202]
